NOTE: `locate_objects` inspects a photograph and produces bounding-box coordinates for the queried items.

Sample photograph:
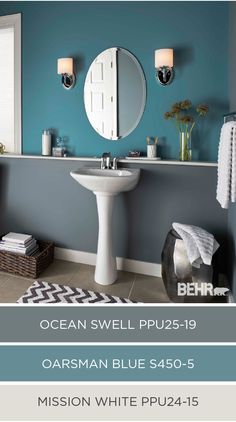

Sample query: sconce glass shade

[155,49,174,86]
[57,57,75,90]
[155,49,173,68]
[57,58,73,75]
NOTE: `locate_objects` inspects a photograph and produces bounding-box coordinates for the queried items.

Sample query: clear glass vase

[179,132,192,161]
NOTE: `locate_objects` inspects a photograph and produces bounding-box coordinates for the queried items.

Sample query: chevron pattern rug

[17,280,136,304]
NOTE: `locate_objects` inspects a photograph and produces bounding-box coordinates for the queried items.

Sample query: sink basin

[70,168,140,194]
[70,167,140,285]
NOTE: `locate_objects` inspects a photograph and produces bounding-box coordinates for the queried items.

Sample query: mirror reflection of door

[84,48,118,140]
[84,47,146,141]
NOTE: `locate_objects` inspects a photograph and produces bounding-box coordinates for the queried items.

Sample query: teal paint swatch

[0,345,235,381]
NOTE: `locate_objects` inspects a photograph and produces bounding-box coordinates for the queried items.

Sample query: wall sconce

[57,58,76,90]
[155,49,174,86]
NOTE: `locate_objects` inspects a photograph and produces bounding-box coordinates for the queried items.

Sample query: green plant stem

[189,121,195,136]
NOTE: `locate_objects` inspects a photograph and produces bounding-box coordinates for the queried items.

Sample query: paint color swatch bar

[0,384,235,421]
[0,345,235,381]
[0,306,235,342]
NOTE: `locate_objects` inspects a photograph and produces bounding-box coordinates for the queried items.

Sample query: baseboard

[55,247,162,278]
[55,248,97,266]
[228,292,235,303]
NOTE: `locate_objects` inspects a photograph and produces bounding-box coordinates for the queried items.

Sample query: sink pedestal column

[94,193,117,285]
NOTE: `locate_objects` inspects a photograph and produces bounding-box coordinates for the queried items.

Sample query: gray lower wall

[0,158,227,271]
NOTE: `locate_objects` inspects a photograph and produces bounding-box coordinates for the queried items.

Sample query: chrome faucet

[101,152,111,169]
[101,152,118,170]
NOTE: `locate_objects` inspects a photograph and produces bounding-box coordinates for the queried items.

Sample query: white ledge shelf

[0,154,217,167]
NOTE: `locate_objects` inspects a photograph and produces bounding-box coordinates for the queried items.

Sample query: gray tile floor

[0,259,170,303]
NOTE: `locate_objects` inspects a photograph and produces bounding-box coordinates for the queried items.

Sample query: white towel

[216,121,236,209]
[231,126,236,202]
[172,223,219,268]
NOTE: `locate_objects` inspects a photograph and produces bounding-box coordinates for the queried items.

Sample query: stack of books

[0,232,39,256]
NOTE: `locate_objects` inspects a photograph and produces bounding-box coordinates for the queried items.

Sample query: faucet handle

[112,157,118,170]
[101,156,106,169]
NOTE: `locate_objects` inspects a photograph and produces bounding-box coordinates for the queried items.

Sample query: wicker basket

[0,241,54,279]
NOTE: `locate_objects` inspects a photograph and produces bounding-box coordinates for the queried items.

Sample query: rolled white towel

[172,223,219,268]
[231,125,236,203]
[216,121,236,209]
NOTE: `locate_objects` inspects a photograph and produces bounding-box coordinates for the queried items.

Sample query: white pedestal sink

[70,168,140,285]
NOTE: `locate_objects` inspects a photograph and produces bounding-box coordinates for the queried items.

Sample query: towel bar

[223,111,236,123]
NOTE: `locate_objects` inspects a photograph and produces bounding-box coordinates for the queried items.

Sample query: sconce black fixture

[57,58,76,90]
[155,49,174,86]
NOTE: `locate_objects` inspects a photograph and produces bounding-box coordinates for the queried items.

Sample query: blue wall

[0,1,229,161]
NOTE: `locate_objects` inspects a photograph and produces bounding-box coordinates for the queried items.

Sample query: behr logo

[177,283,229,297]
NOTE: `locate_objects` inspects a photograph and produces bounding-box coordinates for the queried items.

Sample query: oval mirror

[84,47,146,140]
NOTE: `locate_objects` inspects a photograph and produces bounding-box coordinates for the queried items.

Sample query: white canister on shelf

[42,130,51,156]
[147,144,157,158]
